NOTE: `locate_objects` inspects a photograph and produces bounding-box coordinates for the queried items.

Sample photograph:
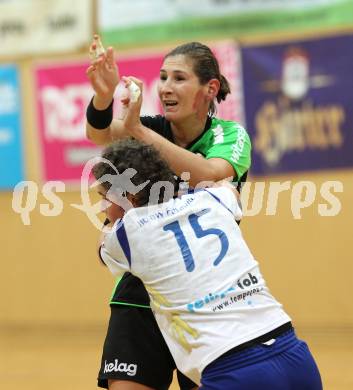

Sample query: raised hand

[86,35,120,109]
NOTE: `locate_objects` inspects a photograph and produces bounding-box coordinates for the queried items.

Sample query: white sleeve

[99,222,131,276]
[205,186,243,220]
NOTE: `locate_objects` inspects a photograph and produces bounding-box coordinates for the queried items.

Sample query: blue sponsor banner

[241,34,353,175]
[0,65,24,189]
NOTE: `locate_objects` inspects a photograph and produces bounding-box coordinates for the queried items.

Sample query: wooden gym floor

[0,326,352,389]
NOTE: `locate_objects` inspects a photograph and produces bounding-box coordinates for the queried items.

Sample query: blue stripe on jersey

[204,189,234,215]
[115,223,131,267]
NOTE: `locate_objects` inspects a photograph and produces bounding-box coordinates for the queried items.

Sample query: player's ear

[207,79,220,100]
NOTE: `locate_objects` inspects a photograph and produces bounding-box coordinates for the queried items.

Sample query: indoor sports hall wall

[1,3,352,389]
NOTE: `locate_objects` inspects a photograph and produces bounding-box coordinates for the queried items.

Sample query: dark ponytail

[217,74,231,103]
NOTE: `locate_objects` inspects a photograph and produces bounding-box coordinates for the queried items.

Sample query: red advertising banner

[35,41,242,182]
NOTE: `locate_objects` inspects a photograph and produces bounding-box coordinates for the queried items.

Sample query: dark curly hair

[165,42,231,116]
[92,139,177,207]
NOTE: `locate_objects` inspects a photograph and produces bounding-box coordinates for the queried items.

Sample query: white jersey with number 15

[100,186,291,384]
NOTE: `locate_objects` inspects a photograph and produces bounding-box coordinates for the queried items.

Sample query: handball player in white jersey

[93,139,322,390]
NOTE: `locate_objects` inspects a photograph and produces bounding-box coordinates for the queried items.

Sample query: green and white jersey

[141,115,251,182]
[187,117,251,182]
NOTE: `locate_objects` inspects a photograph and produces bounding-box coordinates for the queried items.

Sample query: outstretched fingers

[105,47,116,68]
[86,64,96,77]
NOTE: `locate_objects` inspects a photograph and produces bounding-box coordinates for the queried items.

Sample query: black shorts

[98,304,197,390]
